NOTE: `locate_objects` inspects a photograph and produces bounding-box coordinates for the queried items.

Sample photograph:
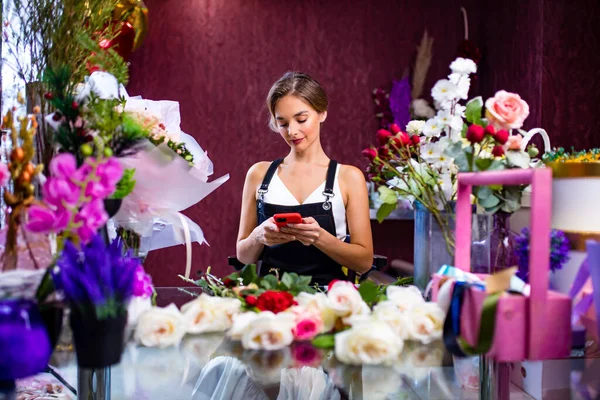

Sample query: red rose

[223,278,236,288]
[256,290,295,313]
[492,145,505,157]
[466,124,485,143]
[246,295,257,306]
[392,132,410,147]
[494,129,510,145]
[376,129,392,146]
[362,147,377,161]
[410,135,421,146]
[389,123,402,134]
[378,146,390,160]
[484,124,496,137]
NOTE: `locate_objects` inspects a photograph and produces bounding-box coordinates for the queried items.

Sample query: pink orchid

[49,153,77,179]
[75,199,108,243]
[132,266,154,298]
[96,157,123,188]
[42,177,80,207]
[0,163,9,187]
[25,205,70,233]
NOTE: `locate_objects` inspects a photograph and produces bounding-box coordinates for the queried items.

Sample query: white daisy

[422,118,444,138]
[431,79,458,104]
[436,110,464,132]
[448,73,471,100]
[420,142,441,164]
[449,57,477,75]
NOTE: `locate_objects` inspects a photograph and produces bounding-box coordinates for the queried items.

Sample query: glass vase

[413,202,491,291]
[489,212,518,274]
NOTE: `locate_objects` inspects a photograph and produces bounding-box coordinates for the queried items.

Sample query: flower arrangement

[542,147,600,163]
[364,56,547,254]
[514,228,570,283]
[132,266,441,366]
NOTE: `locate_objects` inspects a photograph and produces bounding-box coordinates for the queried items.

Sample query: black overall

[257,159,349,286]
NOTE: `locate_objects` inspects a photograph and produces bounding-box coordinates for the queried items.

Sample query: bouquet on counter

[132,265,443,367]
[364,56,549,256]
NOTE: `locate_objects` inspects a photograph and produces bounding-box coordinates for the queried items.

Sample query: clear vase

[489,212,518,274]
[413,202,491,291]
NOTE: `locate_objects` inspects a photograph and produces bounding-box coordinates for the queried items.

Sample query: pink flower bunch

[132,265,154,298]
[26,153,123,243]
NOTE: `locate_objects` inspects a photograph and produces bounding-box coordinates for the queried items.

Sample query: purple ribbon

[569,241,600,340]
[586,240,600,340]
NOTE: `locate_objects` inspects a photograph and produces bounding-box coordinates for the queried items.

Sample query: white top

[260,164,347,240]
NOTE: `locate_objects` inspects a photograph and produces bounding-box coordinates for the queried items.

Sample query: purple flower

[389,77,411,130]
[25,205,70,233]
[515,228,570,283]
[53,234,140,319]
[49,153,77,179]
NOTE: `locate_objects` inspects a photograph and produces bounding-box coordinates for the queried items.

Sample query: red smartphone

[273,213,302,228]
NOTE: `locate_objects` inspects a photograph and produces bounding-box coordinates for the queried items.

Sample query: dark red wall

[127,0,600,285]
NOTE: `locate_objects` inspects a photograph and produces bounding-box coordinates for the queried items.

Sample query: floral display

[364,56,548,255]
[514,228,570,283]
[542,147,600,163]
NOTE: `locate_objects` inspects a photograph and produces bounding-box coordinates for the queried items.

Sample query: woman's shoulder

[245,161,272,184]
[338,164,367,185]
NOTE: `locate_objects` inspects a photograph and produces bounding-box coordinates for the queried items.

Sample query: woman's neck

[286,138,329,165]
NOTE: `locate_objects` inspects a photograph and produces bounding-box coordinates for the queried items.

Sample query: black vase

[39,303,64,349]
[103,198,122,218]
[70,310,127,368]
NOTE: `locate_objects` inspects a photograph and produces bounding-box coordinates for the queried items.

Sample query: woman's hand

[280,217,322,246]
[252,217,297,246]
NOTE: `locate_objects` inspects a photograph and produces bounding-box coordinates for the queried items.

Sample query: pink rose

[505,134,524,151]
[485,91,530,130]
[288,307,323,341]
[0,163,9,187]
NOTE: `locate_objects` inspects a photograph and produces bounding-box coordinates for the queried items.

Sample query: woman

[236,72,373,286]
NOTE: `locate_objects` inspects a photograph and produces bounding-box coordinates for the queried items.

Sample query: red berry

[494,129,509,145]
[411,135,421,145]
[246,295,257,306]
[72,101,79,110]
[392,132,410,147]
[466,124,485,143]
[389,123,402,134]
[378,146,390,159]
[492,145,505,157]
[376,129,392,146]
[44,92,54,100]
[484,125,496,137]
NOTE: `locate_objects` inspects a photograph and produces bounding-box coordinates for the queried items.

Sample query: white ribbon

[178,213,193,280]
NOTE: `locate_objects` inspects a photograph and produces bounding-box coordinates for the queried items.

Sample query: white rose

[406,119,426,135]
[295,292,337,333]
[372,301,411,339]
[127,296,152,326]
[327,281,367,318]
[408,302,445,344]
[241,312,295,350]
[386,285,425,312]
[227,311,261,340]
[181,294,241,334]
[449,57,477,75]
[135,304,186,348]
[335,320,403,365]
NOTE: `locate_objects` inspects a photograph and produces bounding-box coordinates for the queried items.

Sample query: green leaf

[479,194,500,208]
[444,141,465,159]
[111,168,136,199]
[281,273,295,289]
[312,334,336,349]
[476,186,493,200]
[377,186,398,204]
[296,276,312,287]
[358,281,381,304]
[240,264,258,286]
[376,202,396,223]
[488,160,506,171]
[261,274,278,290]
[505,151,531,169]
[465,96,483,125]
[461,123,468,138]
[475,158,493,171]
[392,276,414,286]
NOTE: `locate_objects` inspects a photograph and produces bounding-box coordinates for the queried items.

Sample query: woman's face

[274,95,326,151]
